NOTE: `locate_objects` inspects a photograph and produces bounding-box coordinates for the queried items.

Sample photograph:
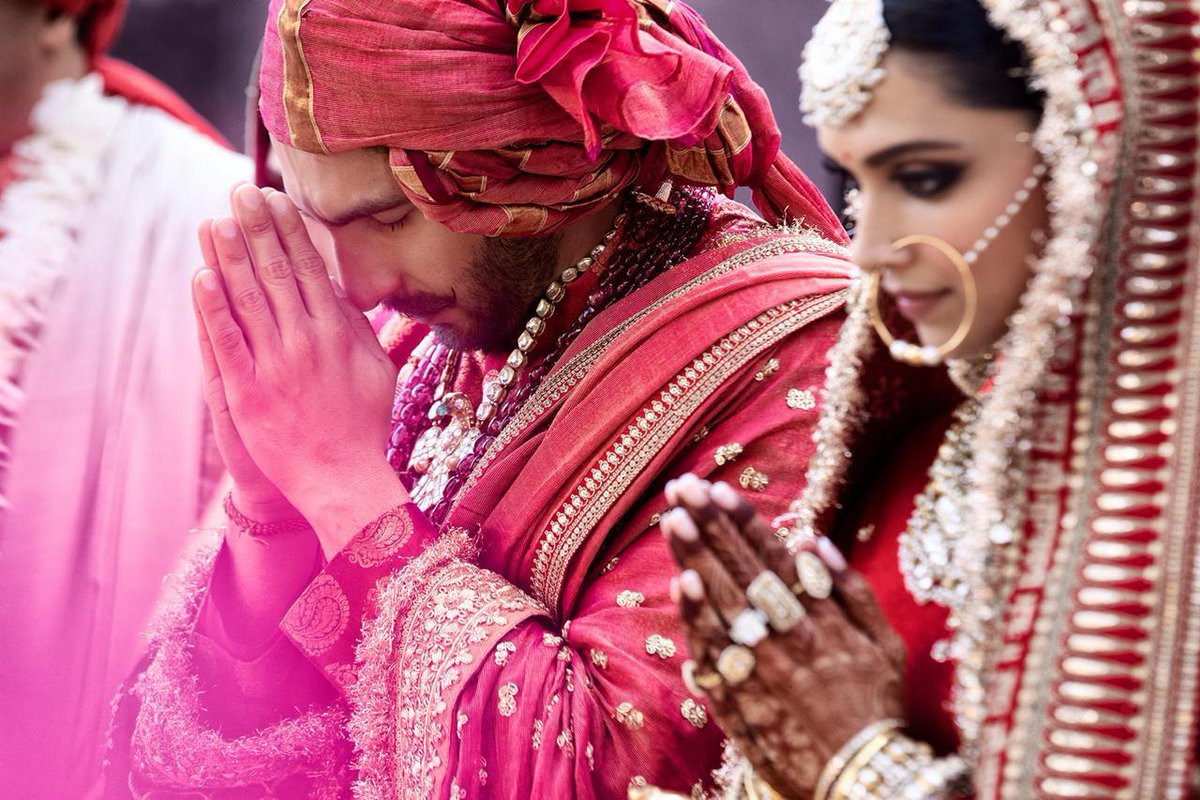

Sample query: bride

[660,0,1200,796]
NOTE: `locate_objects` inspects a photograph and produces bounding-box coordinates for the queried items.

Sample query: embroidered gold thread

[714,443,745,466]
[617,590,646,608]
[787,388,818,410]
[615,702,646,731]
[739,466,770,492]
[645,634,678,659]
[681,698,709,728]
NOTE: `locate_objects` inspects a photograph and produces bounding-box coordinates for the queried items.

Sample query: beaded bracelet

[223,492,311,539]
[830,730,970,800]
[814,718,904,800]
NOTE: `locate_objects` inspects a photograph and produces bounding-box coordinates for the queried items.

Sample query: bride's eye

[894,164,965,199]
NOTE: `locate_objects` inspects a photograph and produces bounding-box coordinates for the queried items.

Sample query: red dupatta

[449,227,851,616]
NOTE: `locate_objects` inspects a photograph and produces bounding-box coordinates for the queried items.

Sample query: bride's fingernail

[817,536,848,572]
[680,569,704,601]
[710,481,739,510]
[669,577,681,604]
[667,507,699,542]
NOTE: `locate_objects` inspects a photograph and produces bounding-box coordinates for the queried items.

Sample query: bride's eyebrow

[864,140,962,169]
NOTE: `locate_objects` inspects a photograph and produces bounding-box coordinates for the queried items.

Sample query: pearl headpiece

[799,0,892,127]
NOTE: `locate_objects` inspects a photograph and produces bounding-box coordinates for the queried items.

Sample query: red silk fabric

[258,0,847,240]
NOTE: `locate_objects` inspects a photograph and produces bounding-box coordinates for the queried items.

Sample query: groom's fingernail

[197,270,218,292]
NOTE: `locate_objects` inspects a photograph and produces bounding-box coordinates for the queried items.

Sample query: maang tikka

[799,0,891,128]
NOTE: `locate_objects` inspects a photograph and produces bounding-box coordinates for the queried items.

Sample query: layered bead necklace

[386,184,714,526]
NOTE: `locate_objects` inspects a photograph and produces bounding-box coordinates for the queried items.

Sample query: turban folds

[260,0,846,241]
[41,0,127,57]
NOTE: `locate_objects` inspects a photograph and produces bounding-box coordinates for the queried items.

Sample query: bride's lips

[889,288,952,322]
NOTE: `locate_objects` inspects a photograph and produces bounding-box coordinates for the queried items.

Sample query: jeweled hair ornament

[799,0,892,127]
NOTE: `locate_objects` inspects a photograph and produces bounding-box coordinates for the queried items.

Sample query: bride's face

[818,51,1048,360]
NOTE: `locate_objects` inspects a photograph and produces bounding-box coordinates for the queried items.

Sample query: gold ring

[795,551,834,600]
[683,659,722,693]
[747,570,807,633]
[865,234,979,366]
[716,644,757,685]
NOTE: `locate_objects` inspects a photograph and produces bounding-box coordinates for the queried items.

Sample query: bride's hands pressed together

[661,473,907,797]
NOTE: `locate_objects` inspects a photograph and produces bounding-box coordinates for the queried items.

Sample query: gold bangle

[813,718,903,800]
[742,765,786,800]
[828,729,896,800]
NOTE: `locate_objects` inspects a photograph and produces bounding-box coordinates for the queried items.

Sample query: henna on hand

[661,473,908,793]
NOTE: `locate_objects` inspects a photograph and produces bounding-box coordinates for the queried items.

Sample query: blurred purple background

[112,0,832,199]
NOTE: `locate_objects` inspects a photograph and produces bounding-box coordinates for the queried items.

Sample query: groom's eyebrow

[298,195,408,228]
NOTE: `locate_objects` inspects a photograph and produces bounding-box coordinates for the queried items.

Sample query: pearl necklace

[407,211,627,511]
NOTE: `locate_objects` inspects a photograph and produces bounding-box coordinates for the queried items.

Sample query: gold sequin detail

[602,557,620,574]
[617,590,646,608]
[857,524,876,542]
[691,425,711,443]
[648,512,662,527]
[497,683,518,718]
[787,388,817,410]
[714,443,744,466]
[456,711,468,739]
[532,719,543,750]
[645,634,678,659]
[543,632,563,647]
[494,641,516,666]
[755,358,781,381]
[739,466,770,492]
[586,742,595,771]
[591,648,609,669]
[615,701,645,730]
[556,730,573,751]
[681,698,708,728]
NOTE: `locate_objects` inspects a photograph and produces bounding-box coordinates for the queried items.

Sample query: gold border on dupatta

[277,0,329,154]
[982,0,1200,797]
[529,292,848,612]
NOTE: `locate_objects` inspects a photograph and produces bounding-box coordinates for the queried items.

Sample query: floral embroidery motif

[645,634,677,660]
[586,742,595,771]
[494,641,516,666]
[532,719,544,750]
[739,466,770,492]
[602,557,620,574]
[457,712,468,740]
[691,425,711,442]
[754,358,781,382]
[591,649,609,669]
[283,573,351,657]
[327,662,357,692]
[498,683,519,718]
[556,729,574,752]
[714,443,744,466]
[543,632,564,647]
[786,387,817,411]
[617,590,645,608]
[615,701,645,730]
[681,698,708,729]
[344,506,415,567]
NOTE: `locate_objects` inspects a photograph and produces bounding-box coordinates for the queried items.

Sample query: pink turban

[259,0,847,241]
[41,0,127,57]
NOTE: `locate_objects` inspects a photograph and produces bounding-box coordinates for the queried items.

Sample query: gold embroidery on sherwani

[738,466,769,492]
[681,698,709,729]
[645,634,677,660]
[616,590,645,608]
[529,295,846,610]
[350,532,549,800]
[714,443,744,465]
[786,388,817,410]
[614,702,645,730]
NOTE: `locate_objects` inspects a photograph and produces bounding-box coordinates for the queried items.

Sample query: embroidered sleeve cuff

[281,502,438,693]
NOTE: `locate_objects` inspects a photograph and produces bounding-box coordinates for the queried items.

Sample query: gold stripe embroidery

[276,0,327,154]
[530,297,843,610]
